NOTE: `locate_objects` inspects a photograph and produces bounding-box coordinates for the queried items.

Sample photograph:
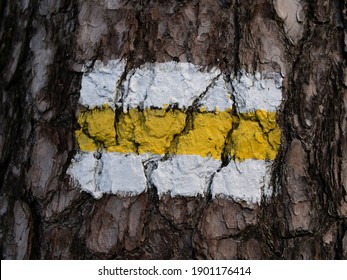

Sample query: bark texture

[0,0,346,259]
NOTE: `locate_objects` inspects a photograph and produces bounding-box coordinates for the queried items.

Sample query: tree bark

[0,0,346,259]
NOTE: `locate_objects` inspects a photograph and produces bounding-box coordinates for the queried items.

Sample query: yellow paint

[199,107,207,113]
[75,107,280,160]
[231,110,280,160]
[76,105,116,150]
[114,109,186,154]
[255,109,278,133]
[176,111,233,159]
[75,130,97,151]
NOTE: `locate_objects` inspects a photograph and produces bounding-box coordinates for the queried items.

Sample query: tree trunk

[0,0,346,259]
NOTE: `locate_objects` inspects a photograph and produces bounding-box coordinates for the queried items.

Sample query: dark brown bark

[0,0,346,259]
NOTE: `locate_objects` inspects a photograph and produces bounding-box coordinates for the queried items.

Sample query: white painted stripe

[79,60,282,113]
[211,159,272,204]
[150,155,221,197]
[121,61,224,111]
[67,152,271,203]
[67,152,147,199]
[232,69,283,113]
[80,59,126,109]
[198,75,233,112]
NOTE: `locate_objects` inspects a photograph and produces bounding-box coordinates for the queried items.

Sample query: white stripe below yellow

[68,151,272,203]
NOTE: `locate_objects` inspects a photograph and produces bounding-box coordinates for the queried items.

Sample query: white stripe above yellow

[121,62,232,112]
[232,69,283,113]
[79,60,282,112]
[80,60,126,109]
[80,60,234,112]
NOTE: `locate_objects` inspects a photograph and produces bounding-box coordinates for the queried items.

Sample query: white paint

[232,69,283,113]
[150,155,220,197]
[198,75,233,112]
[99,153,147,195]
[211,159,272,203]
[80,60,282,113]
[68,152,273,203]
[79,59,126,109]
[67,152,147,199]
[67,152,101,197]
[120,61,221,111]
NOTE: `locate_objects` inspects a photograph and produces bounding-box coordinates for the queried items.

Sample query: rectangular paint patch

[68,60,283,203]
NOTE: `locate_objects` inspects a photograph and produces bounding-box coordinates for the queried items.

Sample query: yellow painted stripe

[75,106,280,160]
[231,110,280,161]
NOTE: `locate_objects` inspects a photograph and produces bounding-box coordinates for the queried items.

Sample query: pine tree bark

[0,0,346,259]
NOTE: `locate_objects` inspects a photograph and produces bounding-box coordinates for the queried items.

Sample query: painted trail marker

[68,60,283,203]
